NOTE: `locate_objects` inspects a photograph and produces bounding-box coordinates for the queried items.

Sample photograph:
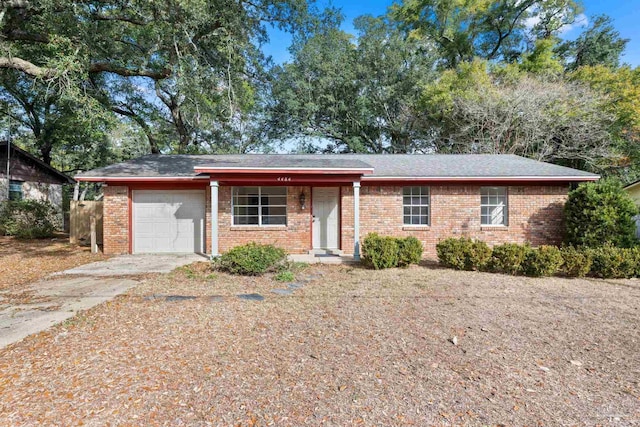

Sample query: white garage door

[133,190,205,254]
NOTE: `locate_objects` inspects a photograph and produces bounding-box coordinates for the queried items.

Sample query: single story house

[0,141,75,213]
[75,154,599,258]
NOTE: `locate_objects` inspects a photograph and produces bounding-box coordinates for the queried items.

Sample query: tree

[268,15,438,153]
[570,65,640,177]
[557,15,629,71]
[392,0,582,67]
[421,61,618,171]
[0,0,312,159]
[564,180,638,248]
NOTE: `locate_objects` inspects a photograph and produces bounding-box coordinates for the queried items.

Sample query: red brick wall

[103,185,129,254]
[217,185,311,254]
[103,183,568,257]
[341,184,568,258]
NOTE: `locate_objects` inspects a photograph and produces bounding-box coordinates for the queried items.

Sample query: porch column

[210,181,219,257]
[353,181,361,261]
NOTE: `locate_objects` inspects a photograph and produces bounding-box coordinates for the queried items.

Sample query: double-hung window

[232,187,287,226]
[403,186,430,225]
[8,180,23,201]
[481,187,508,226]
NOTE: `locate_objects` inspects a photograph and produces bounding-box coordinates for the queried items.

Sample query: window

[232,187,287,226]
[403,186,430,225]
[481,187,508,226]
[8,180,23,201]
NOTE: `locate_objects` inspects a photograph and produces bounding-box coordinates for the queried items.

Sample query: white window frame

[403,186,430,226]
[481,187,508,226]
[232,186,287,226]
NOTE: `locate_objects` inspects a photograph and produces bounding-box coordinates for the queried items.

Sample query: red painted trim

[309,187,314,251]
[195,167,373,175]
[361,176,598,183]
[127,188,133,254]
[362,179,588,186]
[76,176,209,182]
[338,186,342,251]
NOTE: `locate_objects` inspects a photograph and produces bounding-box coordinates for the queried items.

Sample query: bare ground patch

[0,235,109,293]
[0,264,638,426]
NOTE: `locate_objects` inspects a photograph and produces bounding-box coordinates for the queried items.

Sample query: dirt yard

[0,235,108,292]
[0,263,638,426]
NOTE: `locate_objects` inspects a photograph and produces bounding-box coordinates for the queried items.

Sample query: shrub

[560,246,593,277]
[362,233,399,270]
[397,236,423,267]
[464,240,492,271]
[589,244,636,279]
[522,245,563,277]
[275,270,295,282]
[564,180,638,248]
[436,237,491,271]
[0,200,58,239]
[490,243,531,275]
[213,243,287,276]
[436,237,469,270]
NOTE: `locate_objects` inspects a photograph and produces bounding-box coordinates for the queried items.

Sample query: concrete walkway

[0,254,204,348]
[59,253,208,276]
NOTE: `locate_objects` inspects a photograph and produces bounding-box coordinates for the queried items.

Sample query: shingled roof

[76,153,599,181]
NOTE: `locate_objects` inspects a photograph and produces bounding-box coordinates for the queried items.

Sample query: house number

[277,177,292,182]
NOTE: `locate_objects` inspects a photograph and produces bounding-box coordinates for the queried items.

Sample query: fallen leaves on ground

[0,235,108,292]
[0,264,639,426]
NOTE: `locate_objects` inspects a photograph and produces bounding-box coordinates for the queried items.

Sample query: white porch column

[210,181,219,257]
[353,181,361,261]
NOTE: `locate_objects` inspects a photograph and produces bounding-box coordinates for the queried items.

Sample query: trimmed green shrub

[523,245,563,277]
[560,246,593,277]
[436,237,469,270]
[436,237,491,271]
[464,240,492,271]
[490,243,531,275]
[362,233,399,270]
[564,180,638,248]
[589,244,636,279]
[397,236,424,267]
[213,243,287,276]
[0,200,58,239]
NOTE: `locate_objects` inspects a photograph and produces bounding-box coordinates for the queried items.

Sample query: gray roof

[76,154,599,180]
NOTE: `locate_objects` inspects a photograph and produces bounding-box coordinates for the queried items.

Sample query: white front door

[132,190,205,254]
[312,187,339,249]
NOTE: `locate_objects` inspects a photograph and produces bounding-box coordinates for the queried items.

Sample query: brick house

[75,154,598,258]
[1,141,75,215]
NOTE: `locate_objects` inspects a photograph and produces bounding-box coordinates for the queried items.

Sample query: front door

[312,187,339,249]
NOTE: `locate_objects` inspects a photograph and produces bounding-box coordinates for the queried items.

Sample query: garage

[132,190,206,254]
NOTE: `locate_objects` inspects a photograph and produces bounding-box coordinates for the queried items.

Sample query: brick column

[353,181,361,261]
[210,181,219,256]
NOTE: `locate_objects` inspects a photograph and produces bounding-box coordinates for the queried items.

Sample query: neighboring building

[0,142,75,213]
[623,180,640,239]
[75,154,599,258]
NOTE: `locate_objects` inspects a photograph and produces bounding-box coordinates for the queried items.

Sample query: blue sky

[264,0,640,66]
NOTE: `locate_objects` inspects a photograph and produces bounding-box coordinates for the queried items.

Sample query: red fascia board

[75,176,209,182]
[194,167,374,175]
[361,176,599,184]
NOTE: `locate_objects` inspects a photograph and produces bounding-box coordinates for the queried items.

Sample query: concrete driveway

[0,254,206,348]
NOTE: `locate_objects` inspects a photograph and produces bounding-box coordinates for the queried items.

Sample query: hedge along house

[74,154,599,259]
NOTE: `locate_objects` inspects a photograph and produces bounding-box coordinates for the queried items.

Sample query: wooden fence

[70,201,103,248]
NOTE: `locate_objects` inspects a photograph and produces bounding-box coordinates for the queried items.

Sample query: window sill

[230,225,288,231]
[402,225,430,231]
[481,225,509,231]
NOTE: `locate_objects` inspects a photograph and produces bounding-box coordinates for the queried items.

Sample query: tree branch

[0,56,55,78]
[89,62,171,79]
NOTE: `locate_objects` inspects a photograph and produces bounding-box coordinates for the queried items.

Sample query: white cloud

[558,13,589,35]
